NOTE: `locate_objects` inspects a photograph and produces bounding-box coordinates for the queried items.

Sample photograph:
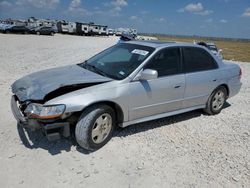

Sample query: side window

[144,47,181,77]
[183,47,218,73]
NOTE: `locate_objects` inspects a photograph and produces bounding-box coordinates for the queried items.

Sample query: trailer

[76,22,90,36]
[99,25,108,35]
[27,17,56,28]
[131,28,137,35]
[58,21,76,34]
[4,18,26,26]
[108,28,115,35]
[89,23,108,36]
[115,28,137,36]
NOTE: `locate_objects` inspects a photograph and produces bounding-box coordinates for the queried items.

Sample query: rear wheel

[75,104,115,151]
[204,86,227,115]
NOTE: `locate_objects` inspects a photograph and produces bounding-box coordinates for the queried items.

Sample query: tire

[75,104,116,151]
[204,86,227,115]
[36,31,40,35]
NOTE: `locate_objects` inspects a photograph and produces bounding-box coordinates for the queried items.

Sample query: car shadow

[17,123,74,155]
[17,102,231,155]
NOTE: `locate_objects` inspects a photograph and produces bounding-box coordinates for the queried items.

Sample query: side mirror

[140,69,158,80]
[219,49,223,53]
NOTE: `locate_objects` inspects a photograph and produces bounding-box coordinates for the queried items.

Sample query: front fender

[45,82,130,122]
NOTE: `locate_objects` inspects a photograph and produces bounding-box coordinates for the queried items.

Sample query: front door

[129,47,185,121]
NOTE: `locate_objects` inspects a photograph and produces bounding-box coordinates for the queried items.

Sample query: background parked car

[196,41,223,59]
[4,25,30,34]
[0,23,13,33]
[117,32,136,43]
[30,26,57,35]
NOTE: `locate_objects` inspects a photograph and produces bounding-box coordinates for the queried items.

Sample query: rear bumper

[11,96,70,141]
[229,82,242,98]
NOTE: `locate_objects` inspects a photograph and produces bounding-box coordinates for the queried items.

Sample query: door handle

[174,85,181,89]
[212,79,217,82]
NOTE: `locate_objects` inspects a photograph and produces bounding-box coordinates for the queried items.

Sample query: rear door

[182,47,220,108]
[129,47,185,121]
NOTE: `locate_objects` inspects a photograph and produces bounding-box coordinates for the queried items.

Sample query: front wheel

[75,104,116,151]
[204,86,227,115]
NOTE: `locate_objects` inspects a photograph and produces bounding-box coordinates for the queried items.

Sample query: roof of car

[126,40,198,48]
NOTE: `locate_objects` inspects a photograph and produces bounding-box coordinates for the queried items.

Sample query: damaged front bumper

[11,96,70,141]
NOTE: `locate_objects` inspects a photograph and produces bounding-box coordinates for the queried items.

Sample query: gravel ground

[0,34,249,188]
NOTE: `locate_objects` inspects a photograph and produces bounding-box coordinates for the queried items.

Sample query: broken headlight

[24,103,65,119]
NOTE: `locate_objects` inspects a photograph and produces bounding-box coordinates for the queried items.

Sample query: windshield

[78,43,155,80]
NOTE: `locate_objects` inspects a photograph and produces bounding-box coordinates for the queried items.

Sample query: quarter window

[144,47,181,77]
[183,47,218,73]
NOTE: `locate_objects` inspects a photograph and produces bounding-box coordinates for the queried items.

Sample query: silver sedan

[11,41,242,151]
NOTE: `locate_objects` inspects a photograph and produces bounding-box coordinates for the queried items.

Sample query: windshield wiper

[80,62,108,78]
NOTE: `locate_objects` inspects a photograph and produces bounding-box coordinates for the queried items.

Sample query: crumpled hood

[12,65,112,102]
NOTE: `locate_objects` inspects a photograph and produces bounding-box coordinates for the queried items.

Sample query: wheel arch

[80,101,124,125]
[219,84,229,98]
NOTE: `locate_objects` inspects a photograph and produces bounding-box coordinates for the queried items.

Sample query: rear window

[183,47,218,73]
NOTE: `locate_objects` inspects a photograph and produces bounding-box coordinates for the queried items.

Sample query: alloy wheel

[91,113,112,144]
